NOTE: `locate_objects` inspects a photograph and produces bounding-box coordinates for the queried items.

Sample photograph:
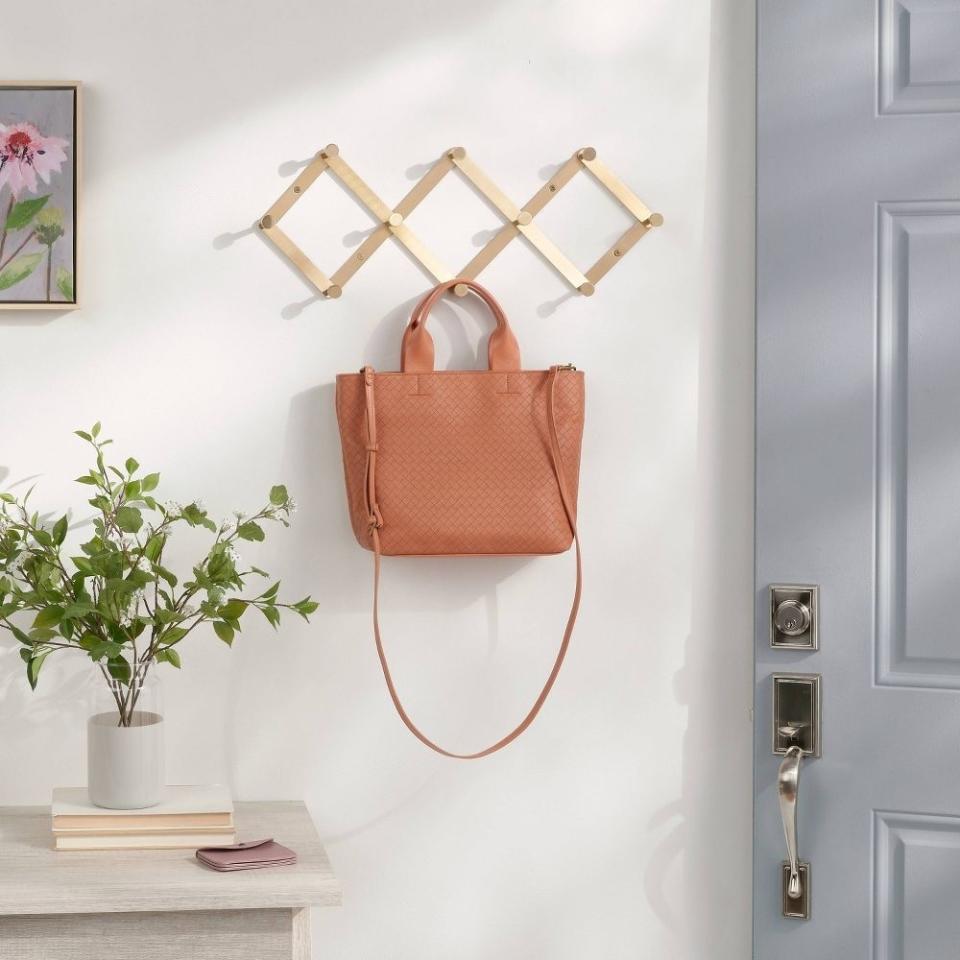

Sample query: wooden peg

[447,146,467,160]
[320,144,339,159]
[515,211,533,225]
[388,212,403,227]
[578,281,596,296]
[578,147,597,161]
[645,213,664,227]
[324,283,343,299]
[259,214,273,230]
[453,282,470,297]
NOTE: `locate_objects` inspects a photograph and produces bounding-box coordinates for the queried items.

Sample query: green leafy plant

[0,424,317,725]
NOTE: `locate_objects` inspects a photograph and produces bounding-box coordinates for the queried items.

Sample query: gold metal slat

[585,220,651,286]
[261,224,336,296]
[518,221,593,294]
[449,148,524,222]
[260,151,330,227]
[394,154,456,217]
[323,152,393,223]
[390,224,455,283]
[580,153,654,223]
[523,153,582,216]
[454,151,584,293]
[329,225,392,289]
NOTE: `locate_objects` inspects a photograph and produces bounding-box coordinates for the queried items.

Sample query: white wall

[0,1,754,957]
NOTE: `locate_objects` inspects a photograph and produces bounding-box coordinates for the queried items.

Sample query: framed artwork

[0,82,79,310]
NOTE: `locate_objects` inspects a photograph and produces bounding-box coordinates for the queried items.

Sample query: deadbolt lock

[769,584,819,649]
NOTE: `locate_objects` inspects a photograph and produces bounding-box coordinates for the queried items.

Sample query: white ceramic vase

[87,677,165,809]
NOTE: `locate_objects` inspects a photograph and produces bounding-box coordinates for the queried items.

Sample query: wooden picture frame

[0,81,80,310]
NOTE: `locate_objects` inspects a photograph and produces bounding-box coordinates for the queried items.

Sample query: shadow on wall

[72,1,513,184]
[641,0,756,956]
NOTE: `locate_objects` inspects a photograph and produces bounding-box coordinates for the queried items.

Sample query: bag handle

[362,364,581,758]
[401,278,522,374]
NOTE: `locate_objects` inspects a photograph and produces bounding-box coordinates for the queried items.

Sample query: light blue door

[756,1,960,957]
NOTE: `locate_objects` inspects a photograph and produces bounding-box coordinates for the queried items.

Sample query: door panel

[756,1,960,956]
[878,203,960,685]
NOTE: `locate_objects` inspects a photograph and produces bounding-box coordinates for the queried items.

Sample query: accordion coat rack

[257,145,663,299]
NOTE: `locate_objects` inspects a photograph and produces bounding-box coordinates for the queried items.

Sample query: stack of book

[51,785,236,851]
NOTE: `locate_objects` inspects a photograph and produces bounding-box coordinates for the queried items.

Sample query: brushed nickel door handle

[778,745,803,900]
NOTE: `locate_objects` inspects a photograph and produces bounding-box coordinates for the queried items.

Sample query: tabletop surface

[0,801,341,916]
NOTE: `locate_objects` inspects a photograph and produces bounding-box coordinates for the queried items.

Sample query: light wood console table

[0,801,340,960]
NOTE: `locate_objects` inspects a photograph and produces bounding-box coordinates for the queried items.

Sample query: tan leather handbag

[336,278,584,758]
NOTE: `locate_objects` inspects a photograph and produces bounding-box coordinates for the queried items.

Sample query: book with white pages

[51,784,234,833]
[55,830,237,851]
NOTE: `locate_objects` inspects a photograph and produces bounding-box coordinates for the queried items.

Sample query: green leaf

[159,626,188,647]
[126,568,154,588]
[52,515,68,545]
[213,621,235,645]
[62,602,96,619]
[107,657,132,685]
[269,484,288,506]
[155,565,178,588]
[141,473,160,492]
[74,430,92,441]
[219,599,247,620]
[236,521,265,542]
[71,556,94,575]
[55,267,74,301]
[258,581,280,602]
[115,505,143,533]
[83,638,123,661]
[156,647,181,668]
[124,480,141,499]
[32,528,53,547]
[0,253,43,290]
[260,605,281,630]
[27,650,50,690]
[125,457,139,475]
[74,474,99,486]
[5,194,49,231]
[91,421,101,438]
[181,503,205,526]
[143,534,165,563]
[294,598,319,618]
[33,606,64,629]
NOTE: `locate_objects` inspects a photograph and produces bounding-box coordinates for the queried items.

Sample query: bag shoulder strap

[363,364,581,759]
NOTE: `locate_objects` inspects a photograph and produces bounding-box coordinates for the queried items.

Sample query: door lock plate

[782,862,810,919]
[772,673,821,757]
[770,584,819,649]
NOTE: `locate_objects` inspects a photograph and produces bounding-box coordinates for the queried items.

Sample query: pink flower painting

[0,83,78,308]
[0,122,69,198]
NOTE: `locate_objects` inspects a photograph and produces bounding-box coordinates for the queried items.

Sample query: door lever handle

[778,745,803,899]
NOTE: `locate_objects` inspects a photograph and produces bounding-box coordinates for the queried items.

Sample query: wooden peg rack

[258,144,662,300]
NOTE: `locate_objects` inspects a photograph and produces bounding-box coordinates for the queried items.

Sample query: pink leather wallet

[196,838,297,872]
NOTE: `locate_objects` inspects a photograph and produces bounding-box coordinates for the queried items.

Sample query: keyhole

[775,600,811,637]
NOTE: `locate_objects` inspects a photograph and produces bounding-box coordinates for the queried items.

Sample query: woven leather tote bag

[336,278,584,758]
